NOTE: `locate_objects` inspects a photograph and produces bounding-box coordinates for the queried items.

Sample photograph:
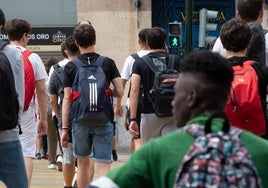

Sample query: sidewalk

[0,151,131,188]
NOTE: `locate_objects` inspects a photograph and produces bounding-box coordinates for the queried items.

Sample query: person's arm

[49,94,59,118]
[129,73,140,137]
[114,79,128,116]
[48,73,60,118]
[111,77,123,98]
[89,142,153,188]
[61,87,72,148]
[35,79,48,136]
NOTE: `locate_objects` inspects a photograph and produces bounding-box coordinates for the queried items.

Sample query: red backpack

[224,60,266,136]
[22,50,35,111]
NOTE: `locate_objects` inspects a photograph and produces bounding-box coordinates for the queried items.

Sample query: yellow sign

[27,45,60,52]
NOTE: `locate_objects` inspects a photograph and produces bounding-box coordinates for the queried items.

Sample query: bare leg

[89,158,95,182]
[77,157,92,188]
[96,162,110,177]
[130,137,135,153]
[134,138,142,151]
[62,161,75,187]
[24,157,33,187]
[35,137,42,158]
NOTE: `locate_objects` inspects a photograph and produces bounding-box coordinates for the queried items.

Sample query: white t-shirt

[212,37,227,57]
[121,50,149,108]
[121,50,150,81]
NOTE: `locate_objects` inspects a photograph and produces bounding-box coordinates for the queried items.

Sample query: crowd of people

[1,0,268,188]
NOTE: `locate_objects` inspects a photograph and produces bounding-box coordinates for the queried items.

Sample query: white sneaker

[48,164,57,170]
[56,155,63,172]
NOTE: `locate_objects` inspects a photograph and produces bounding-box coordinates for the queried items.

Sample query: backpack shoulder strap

[168,54,176,69]
[183,112,231,137]
[141,55,158,73]
[72,57,84,68]
[182,124,205,138]
[263,29,268,35]
[0,41,8,50]
[229,127,243,138]
[131,53,140,61]
[53,63,64,84]
[22,49,32,58]
[94,55,106,67]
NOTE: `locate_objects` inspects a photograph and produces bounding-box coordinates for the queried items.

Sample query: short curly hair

[220,18,251,53]
[180,51,233,109]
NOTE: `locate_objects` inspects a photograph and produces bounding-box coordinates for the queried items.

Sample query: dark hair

[146,27,166,49]
[237,0,263,22]
[73,24,95,48]
[65,35,79,56]
[180,51,233,108]
[220,18,251,52]
[138,28,150,45]
[0,8,5,28]
[44,57,58,74]
[5,18,31,41]
[60,40,68,58]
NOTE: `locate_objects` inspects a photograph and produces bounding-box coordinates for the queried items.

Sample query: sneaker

[48,163,57,170]
[112,150,118,161]
[56,155,63,172]
[35,153,42,159]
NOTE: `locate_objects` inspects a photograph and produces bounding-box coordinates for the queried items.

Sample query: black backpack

[0,41,19,131]
[52,63,65,104]
[142,54,179,117]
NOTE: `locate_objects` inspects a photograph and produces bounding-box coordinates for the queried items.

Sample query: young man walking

[5,18,48,185]
[220,18,268,138]
[114,27,150,151]
[61,24,123,188]
[129,27,181,144]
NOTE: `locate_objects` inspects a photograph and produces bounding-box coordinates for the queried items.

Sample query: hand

[37,119,47,137]
[61,130,69,148]
[114,104,123,117]
[129,121,139,138]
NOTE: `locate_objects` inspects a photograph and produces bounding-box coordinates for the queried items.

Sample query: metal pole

[185,0,193,54]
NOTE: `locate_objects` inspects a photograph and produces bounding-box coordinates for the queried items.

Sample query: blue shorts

[0,140,28,188]
[72,121,113,163]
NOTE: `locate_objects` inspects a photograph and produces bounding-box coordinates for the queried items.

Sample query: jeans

[72,121,114,163]
[0,140,28,188]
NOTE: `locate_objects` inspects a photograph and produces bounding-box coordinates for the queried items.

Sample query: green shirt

[106,113,268,188]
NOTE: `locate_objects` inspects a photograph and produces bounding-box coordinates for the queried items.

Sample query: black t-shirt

[132,51,181,113]
[248,22,266,65]
[63,52,121,88]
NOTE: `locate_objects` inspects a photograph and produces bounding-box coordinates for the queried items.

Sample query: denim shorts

[72,121,113,163]
[0,140,28,188]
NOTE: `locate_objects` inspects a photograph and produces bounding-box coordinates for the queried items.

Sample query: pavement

[0,151,131,188]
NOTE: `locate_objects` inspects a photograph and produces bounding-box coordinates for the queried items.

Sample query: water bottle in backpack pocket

[71,56,113,125]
